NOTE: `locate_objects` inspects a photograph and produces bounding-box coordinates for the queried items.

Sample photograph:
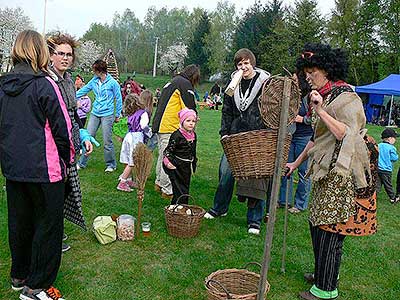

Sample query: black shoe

[11,278,25,291]
[62,243,70,253]
[62,234,68,241]
[299,291,337,300]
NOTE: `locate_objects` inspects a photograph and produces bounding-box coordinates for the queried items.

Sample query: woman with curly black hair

[286,43,376,300]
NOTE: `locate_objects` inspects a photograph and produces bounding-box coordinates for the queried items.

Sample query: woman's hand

[295,115,303,123]
[310,90,323,113]
[166,162,176,170]
[84,140,93,156]
[285,162,297,176]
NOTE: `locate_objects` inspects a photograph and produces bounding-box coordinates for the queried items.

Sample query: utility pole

[152,37,159,77]
[43,0,48,36]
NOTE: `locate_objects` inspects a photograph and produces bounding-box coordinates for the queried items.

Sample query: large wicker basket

[205,263,270,300]
[258,75,301,130]
[221,129,291,179]
[164,195,206,238]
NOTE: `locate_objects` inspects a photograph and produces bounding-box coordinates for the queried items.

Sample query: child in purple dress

[117,91,153,192]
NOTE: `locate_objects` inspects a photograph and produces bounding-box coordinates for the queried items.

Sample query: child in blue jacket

[377,128,399,203]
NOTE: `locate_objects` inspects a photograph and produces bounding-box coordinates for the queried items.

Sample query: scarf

[317,80,350,99]
[179,128,195,141]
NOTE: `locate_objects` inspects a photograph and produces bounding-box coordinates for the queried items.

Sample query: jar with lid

[116,214,135,241]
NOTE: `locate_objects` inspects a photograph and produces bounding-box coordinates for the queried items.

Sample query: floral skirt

[309,171,356,226]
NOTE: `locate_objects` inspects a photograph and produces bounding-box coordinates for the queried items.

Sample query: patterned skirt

[64,164,86,230]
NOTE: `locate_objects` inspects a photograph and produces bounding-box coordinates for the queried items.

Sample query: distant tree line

[1,0,399,85]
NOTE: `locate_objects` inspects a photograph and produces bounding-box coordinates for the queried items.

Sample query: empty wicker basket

[164,195,205,238]
[221,129,291,179]
[205,263,270,300]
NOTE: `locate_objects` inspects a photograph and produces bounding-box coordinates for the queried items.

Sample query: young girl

[75,74,91,127]
[163,108,198,204]
[118,90,153,192]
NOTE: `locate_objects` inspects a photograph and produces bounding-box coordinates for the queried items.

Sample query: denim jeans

[210,154,265,227]
[79,114,116,169]
[279,134,312,210]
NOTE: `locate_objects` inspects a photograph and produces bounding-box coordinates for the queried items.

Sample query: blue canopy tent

[356,74,400,124]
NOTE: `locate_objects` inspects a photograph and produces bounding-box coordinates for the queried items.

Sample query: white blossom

[76,40,103,72]
[158,43,187,75]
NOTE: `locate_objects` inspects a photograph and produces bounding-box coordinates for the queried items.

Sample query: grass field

[0,110,399,300]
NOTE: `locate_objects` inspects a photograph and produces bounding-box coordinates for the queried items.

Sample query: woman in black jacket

[0,30,74,300]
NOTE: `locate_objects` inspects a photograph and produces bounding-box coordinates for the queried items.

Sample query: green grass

[0,113,399,300]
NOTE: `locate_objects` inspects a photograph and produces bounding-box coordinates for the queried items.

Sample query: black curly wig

[296,43,349,82]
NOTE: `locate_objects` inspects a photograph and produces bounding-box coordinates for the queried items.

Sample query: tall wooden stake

[257,77,291,299]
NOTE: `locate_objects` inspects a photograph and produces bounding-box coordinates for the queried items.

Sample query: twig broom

[132,143,153,238]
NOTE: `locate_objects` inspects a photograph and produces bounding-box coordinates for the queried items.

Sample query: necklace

[238,74,257,111]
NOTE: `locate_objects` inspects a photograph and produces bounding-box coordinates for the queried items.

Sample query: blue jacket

[378,142,398,172]
[76,74,122,117]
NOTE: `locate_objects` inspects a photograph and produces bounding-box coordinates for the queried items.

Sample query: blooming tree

[158,43,187,75]
[76,40,103,72]
[0,7,33,71]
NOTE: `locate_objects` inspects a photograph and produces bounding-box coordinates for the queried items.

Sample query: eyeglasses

[301,51,314,59]
[55,51,73,59]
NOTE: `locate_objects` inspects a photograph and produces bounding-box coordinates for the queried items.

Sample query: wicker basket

[164,195,206,238]
[205,263,270,300]
[258,75,301,130]
[221,129,291,179]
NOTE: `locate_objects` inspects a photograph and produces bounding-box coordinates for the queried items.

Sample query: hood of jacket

[0,62,46,97]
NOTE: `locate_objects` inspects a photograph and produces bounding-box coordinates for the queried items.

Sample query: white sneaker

[203,212,215,219]
[104,166,116,173]
[248,228,260,235]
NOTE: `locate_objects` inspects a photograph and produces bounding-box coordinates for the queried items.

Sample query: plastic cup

[141,222,151,237]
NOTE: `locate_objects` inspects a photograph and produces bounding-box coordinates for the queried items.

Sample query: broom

[132,143,153,238]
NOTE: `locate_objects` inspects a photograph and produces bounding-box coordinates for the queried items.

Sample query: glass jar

[117,214,135,241]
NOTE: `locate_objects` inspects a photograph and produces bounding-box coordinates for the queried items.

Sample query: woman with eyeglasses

[286,43,377,300]
[0,29,74,300]
[47,33,94,252]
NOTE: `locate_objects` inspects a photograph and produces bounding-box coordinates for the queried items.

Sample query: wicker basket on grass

[164,195,205,238]
[221,129,291,179]
[205,263,270,300]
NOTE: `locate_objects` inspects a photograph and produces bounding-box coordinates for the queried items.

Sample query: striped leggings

[310,224,346,291]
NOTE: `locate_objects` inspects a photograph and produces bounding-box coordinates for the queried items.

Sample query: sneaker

[104,166,116,173]
[203,211,228,219]
[390,198,396,203]
[248,228,260,235]
[11,278,26,291]
[126,179,138,189]
[161,192,173,200]
[288,207,301,214]
[20,286,65,300]
[62,234,68,241]
[62,243,70,253]
[117,181,132,192]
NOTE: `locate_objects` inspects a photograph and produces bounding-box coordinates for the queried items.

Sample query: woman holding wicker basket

[286,43,377,300]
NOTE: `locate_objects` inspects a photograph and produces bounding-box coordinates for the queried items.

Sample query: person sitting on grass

[377,128,399,203]
[118,91,153,192]
[163,108,198,205]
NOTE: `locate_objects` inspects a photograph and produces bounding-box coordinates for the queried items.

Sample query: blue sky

[1,0,335,38]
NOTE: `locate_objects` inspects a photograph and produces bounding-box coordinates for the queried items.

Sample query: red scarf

[317,80,349,99]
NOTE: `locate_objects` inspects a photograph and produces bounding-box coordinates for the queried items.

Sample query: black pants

[396,168,400,196]
[310,224,345,292]
[7,180,65,289]
[164,163,191,205]
[377,170,395,199]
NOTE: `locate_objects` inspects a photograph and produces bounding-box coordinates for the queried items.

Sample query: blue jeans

[210,154,265,227]
[279,134,312,210]
[79,114,116,169]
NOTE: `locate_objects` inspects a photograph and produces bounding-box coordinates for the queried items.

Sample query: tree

[205,1,237,76]
[185,10,211,78]
[287,0,325,56]
[76,40,104,72]
[158,44,187,75]
[380,0,400,74]
[0,7,33,71]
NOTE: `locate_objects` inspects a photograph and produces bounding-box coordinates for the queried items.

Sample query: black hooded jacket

[0,63,74,182]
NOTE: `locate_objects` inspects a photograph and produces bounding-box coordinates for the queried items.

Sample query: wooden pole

[257,77,291,299]
[136,190,143,238]
[281,177,291,273]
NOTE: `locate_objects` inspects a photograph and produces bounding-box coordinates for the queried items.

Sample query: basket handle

[243,262,262,271]
[206,279,232,299]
